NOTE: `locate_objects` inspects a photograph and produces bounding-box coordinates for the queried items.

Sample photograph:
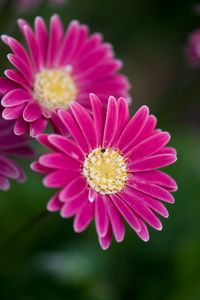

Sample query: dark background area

[0,0,200,299]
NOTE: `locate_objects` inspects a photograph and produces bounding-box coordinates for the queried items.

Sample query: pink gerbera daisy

[0,105,33,191]
[31,94,177,249]
[0,15,130,137]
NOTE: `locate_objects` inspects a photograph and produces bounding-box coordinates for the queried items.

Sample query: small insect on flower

[0,15,130,137]
[0,106,34,191]
[31,94,177,249]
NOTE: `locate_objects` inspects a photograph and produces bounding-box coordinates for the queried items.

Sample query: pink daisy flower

[0,15,130,137]
[185,28,200,67]
[0,105,34,191]
[31,94,177,249]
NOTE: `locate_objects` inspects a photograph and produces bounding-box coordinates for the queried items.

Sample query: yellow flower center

[33,68,77,111]
[83,148,128,195]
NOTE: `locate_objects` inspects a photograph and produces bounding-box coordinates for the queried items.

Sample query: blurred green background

[0,0,200,299]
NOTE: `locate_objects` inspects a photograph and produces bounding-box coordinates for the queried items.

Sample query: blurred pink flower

[16,0,67,12]
[0,103,34,191]
[31,94,177,249]
[185,28,200,67]
[0,15,130,137]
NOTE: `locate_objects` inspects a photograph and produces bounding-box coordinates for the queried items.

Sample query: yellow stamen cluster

[83,148,128,195]
[33,68,77,111]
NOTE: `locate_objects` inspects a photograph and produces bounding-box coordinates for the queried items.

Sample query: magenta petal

[2,88,31,107]
[0,156,20,179]
[73,202,94,232]
[90,93,104,146]
[98,224,112,250]
[130,181,175,203]
[36,133,57,150]
[136,218,150,242]
[0,175,10,191]
[58,109,89,153]
[46,14,63,67]
[102,96,118,147]
[0,78,19,94]
[8,37,32,71]
[60,191,88,218]
[120,191,163,230]
[47,192,63,212]
[39,152,80,170]
[2,104,25,120]
[95,194,109,237]
[31,161,51,174]
[5,69,30,90]
[129,154,177,172]
[110,194,141,232]
[133,170,178,191]
[23,101,41,122]
[43,170,78,188]
[106,199,125,242]
[23,25,40,71]
[70,102,97,149]
[131,115,157,148]
[127,131,171,160]
[117,106,149,152]
[30,117,47,137]
[111,97,129,146]
[35,16,48,67]
[7,53,33,85]
[59,176,87,202]
[126,188,169,218]
[14,118,28,135]
[48,134,84,161]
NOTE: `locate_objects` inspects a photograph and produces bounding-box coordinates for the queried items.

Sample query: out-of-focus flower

[31,94,177,249]
[0,102,34,191]
[185,28,200,67]
[192,3,200,15]
[16,0,67,12]
[0,15,130,137]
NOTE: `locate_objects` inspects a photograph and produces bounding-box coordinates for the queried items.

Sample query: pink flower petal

[48,134,84,161]
[14,118,28,135]
[110,194,141,232]
[30,117,47,137]
[132,170,178,191]
[47,192,63,212]
[58,109,89,153]
[73,202,94,232]
[60,190,88,218]
[46,14,63,68]
[127,131,171,160]
[98,224,112,250]
[106,199,125,242]
[102,96,118,147]
[120,190,163,230]
[0,175,10,191]
[59,176,87,202]
[39,152,80,170]
[7,53,33,85]
[117,106,149,152]
[34,16,48,68]
[129,181,175,203]
[43,169,78,188]
[23,101,41,122]
[90,93,104,146]
[2,88,31,107]
[129,154,177,172]
[95,194,109,237]
[0,78,19,94]
[2,104,25,120]
[70,102,97,149]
